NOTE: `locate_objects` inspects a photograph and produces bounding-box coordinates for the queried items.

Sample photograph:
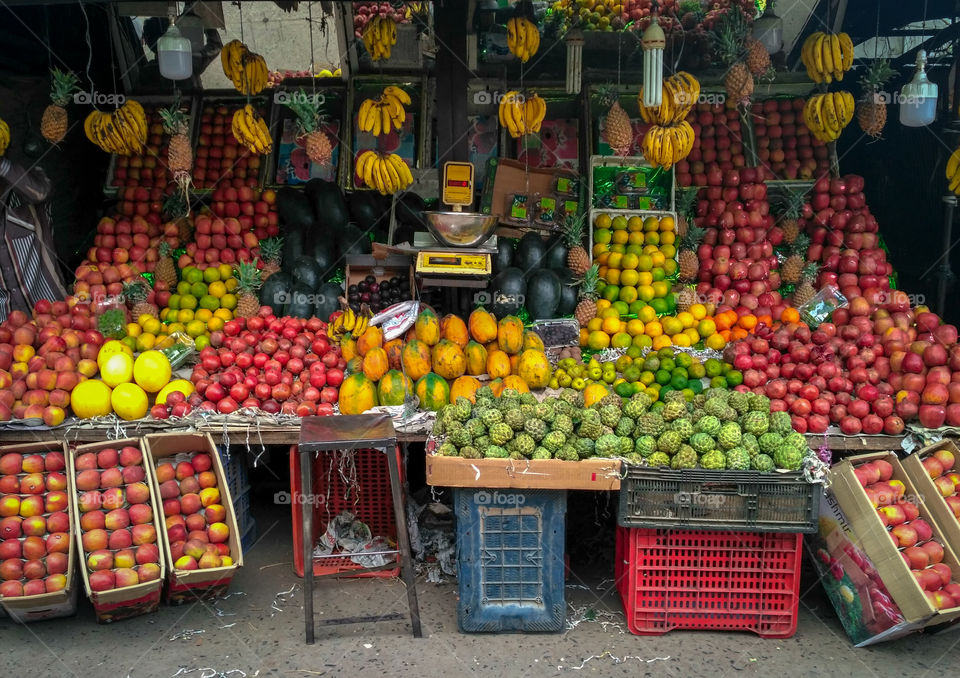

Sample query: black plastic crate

[617,465,820,533]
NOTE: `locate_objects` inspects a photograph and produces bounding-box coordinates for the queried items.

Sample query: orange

[626,318,645,336]
[605,269,621,285]
[676,311,695,328]
[606,252,622,269]
[650,251,666,267]
[671,332,691,347]
[594,229,612,245]
[660,231,676,245]
[593,243,609,257]
[636,271,653,286]
[618,284,638,302]
[659,215,675,232]
[644,231,660,246]
[627,216,644,232]
[620,253,639,270]
[652,335,672,350]
[662,259,678,276]
[644,320,663,337]
[619,270,639,288]
[612,230,629,245]
[587,331,611,350]
[628,231,645,246]
[214,308,233,321]
[637,305,657,323]
[705,333,727,350]
[689,303,707,320]
[596,299,612,311]
[662,316,682,336]
[579,329,589,346]
[611,215,628,230]
[638,285,655,302]
[697,318,717,337]
[217,263,233,280]
[594,213,612,229]
[208,281,227,298]
[609,243,626,254]
[781,307,800,324]
[642,216,659,232]
[633,334,653,349]
[602,316,622,334]
[652,281,670,298]
[738,314,758,330]
[587,317,603,332]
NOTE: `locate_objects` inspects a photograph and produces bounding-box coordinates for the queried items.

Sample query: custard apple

[648,452,671,467]
[595,433,620,457]
[615,416,635,437]
[725,447,751,470]
[484,445,509,458]
[759,432,783,454]
[543,430,566,452]
[695,415,721,437]
[689,432,715,454]
[635,435,658,457]
[670,447,699,469]
[699,449,726,469]
[751,453,776,471]
[524,418,547,441]
[671,418,694,441]
[717,422,742,450]
[657,430,682,455]
[489,423,514,446]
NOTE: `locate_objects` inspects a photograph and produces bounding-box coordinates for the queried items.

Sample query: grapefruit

[111,383,148,421]
[100,353,134,387]
[156,379,195,405]
[71,380,112,419]
[97,339,133,369]
[133,350,172,393]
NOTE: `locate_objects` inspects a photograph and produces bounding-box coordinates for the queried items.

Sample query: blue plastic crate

[454,489,567,633]
[233,487,253,537]
[218,446,250,500]
[241,519,257,552]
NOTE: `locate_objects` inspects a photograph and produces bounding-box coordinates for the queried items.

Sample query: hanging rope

[238,0,245,44]
[78,0,96,97]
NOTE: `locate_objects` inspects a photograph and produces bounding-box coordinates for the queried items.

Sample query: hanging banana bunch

[0,118,8,157]
[506,16,540,63]
[362,16,398,61]
[220,39,269,95]
[498,92,546,138]
[357,86,411,136]
[83,99,147,155]
[641,121,695,170]
[356,150,414,195]
[803,91,854,142]
[946,147,960,195]
[801,32,855,84]
[638,72,700,126]
[231,104,273,155]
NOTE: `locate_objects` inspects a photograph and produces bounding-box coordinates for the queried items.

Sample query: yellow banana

[342,306,356,332]
[841,92,855,124]
[380,103,391,134]
[384,86,411,105]
[839,33,855,72]
[831,92,847,129]
[947,149,960,180]
[811,34,825,74]
[821,93,839,135]
[389,153,413,188]
[506,17,517,54]
[830,35,844,80]
[362,150,376,188]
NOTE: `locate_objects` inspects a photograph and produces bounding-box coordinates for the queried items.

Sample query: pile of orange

[593,213,678,308]
[580,300,728,352]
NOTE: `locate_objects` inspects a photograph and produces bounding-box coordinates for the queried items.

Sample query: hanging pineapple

[677,225,705,283]
[281,90,333,166]
[564,214,590,275]
[599,86,632,157]
[257,237,284,280]
[159,105,193,204]
[780,234,810,285]
[41,68,79,144]
[791,263,819,307]
[234,259,263,319]
[573,264,600,327]
[857,59,896,139]
[745,38,771,78]
[712,8,753,107]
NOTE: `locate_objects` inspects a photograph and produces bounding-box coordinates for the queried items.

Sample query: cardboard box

[0,441,79,622]
[426,455,621,491]
[902,441,960,562]
[830,451,960,625]
[144,433,243,604]
[344,255,415,299]
[479,158,560,222]
[71,439,165,623]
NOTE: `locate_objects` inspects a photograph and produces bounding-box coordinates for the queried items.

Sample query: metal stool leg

[386,445,422,637]
[300,447,315,644]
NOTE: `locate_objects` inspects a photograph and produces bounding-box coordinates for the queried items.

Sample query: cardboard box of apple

[902,443,960,561]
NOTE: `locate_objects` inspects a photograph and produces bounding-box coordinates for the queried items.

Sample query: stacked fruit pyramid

[194,103,264,190]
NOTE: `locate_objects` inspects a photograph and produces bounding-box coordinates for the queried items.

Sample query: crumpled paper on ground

[313,511,396,568]
[407,497,456,583]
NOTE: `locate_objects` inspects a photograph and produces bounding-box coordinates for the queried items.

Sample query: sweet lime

[111,382,148,421]
[133,350,172,393]
[71,380,112,418]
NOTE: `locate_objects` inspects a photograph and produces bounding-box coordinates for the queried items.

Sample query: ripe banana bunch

[231,105,273,155]
[641,121,695,170]
[638,71,700,126]
[506,17,540,63]
[356,150,414,195]
[498,92,546,138]
[801,32,854,84]
[330,302,372,342]
[0,118,8,157]
[803,91,854,142]
[83,100,147,155]
[220,39,268,95]
[945,148,960,195]
[362,16,397,61]
[358,86,411,136]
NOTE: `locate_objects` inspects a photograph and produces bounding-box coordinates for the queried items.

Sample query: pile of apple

[209,185,280,244]
[353,2,412,38]
[0,303,105,426]
[194,104,261,190]
[74,445,162,592]
[692,167,785,311]
[156,451,234,571]
[0,449,71,598]
[920,449,960,521]
[854,455,960,610]
[76,215,171,284]
[676,104,751,187]
[149,390,194,420]
[177,212,260,270]
[110,105,177,194]
[750,99,830,181]
[187,309,342,417]
[801,175,895,299]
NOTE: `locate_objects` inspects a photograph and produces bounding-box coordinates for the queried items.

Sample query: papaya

[431,339,466,381]
[415,308,441,346]
[362,347,389,382]
[356,325,384,356]
[501,374,530,394]
[378,369,413,406]
[401,339,432,382]
[405,327,417,342]
[340,336,358,361]
[415,372,450,412]
[464,341,488,376]
[468,307,498,343]
[488,378,504,397]
[440,314,469,348]
[517,349,552,389]
[523,330,545,352]
[485,340,500,354]
[449,375,481,403]
[338,373,379,415]
[509,353,520,375]
[384,339,404,371]
[486,350,512,379]
[497,315,524,354]
[346,356,364,374]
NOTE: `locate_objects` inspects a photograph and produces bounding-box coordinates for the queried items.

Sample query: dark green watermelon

[396,193,427,229]
[525,268,562,320]
[554,268,577,316]
[543,236,568,271]
[304,232,335,275]
[281,229,305,273]
[515,232,546,274]
[492,236,514,274]
[259,272,293,314]
[315,282,343,322]
[286,283,315,318]
[348,190,389,233]
[336,223,372,257]
[291,256,323,289]
[489,267,527,318]
[275,188,314,230]
[304,179,349,227]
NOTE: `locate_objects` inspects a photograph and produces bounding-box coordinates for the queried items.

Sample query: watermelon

[543,235,568,270]
[286,283,315,318]
[525,268,561,320]
[259,272,293,313]
[489,267,527,318]
[491,236,514,274]
[314,282,343,322]
[515,231,546,274]
[349,190,390,235]
[378,370,413,406]
[415,372,450,412]
[291,256,323,289]
[275,187,314,230]
[304,178,349,228]
[281,229,305,272]
[555,268,578,316]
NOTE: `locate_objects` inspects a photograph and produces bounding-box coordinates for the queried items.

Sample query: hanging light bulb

[900,49,938,127]
[641,17,665,108]
[157,15,193,81]
[565,29,584,95]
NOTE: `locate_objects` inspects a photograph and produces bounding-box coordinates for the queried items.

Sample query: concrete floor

[4,490,960,677]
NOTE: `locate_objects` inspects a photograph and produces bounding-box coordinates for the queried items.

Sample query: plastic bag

[371,300,419,341]
[799,284,848,328]
[504,193,533,226]
[156,331,196,369]
[93,294,128,340]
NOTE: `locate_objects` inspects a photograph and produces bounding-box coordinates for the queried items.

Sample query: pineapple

[234,259,263,318]
[779,185,806,244]
[564,213,590,275]
[675,186,698,239]
[155,241,178,290]
[677,225,704,283]
[857,59,896,139]
[282,90,333,165]
[599,86,632,157]
[712,8,753,106]
[258,237,284,280]
[745,38,771,77]
[160,105,193,205]
[780,234,810,284]
[123,279,157,320]
[675,285,697,312]
[791,263,819,307]
[41,68,79,144]
[573,264,600,327]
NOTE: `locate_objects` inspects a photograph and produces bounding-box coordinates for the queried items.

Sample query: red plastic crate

[615,527,802,637]
[290,446,401,578]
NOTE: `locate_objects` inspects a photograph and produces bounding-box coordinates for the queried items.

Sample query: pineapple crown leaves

[563,212,586,249]
[801,261,820,281]
[790,232,811,257]
[778,185,810,220]
[122,277,150,303]
[679,0,706,19]
[234,258,263,293]
[596,85,623,109]
[48,68,80,106]
[680,224,706,251]
[859,59,897,95]
[711,5,750,65]
[677,186,699,220]
[282,89,324,134]
[158,240,173,258]
[258,236,284,263]
[572,264,601,301]
[162,192,190,220]
[159,105,189,135]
